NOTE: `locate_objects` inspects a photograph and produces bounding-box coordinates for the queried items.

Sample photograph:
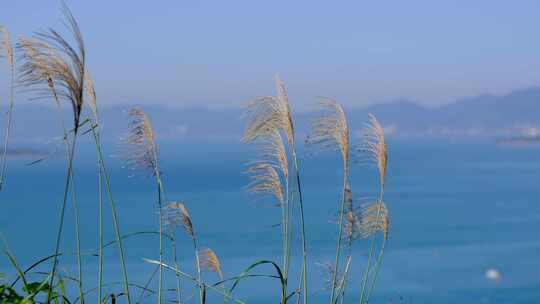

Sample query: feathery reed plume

[359,114,387,192]
[124,108,158,175]
[254,128,289,180]
[354,201,389,240]
[358,113,389,304]
[245,163,285,204]
[17,36,66,106]
[167,202,203,304]
[17,6,88,303]
[1,27,13,67]
[124,107,164,304]
[0,26,14,190]
[317,262,338,292]
[243,76,294,147]
[306,98,349,171]
[19,5,86,132]
[307,98,350,304]
[162,202,184,304]
[199,248,223,279]
[84,72,98,122]
[164,202,194,238]
[242,76,308,304]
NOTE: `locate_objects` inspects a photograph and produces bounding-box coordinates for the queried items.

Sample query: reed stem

[330,171,348,304]
[171,231,182,304]
[48,129,78,303]
[154,171,165,304]
[359,191,384,304]
[193,238,203,304]
[366,237,386,302]
[292,153,308,304]
[90,125,132,304]
[0,64,14,190]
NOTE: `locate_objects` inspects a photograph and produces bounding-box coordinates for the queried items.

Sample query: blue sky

[1,0,540,109]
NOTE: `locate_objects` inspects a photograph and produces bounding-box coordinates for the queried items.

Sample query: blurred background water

[1,138,539,303]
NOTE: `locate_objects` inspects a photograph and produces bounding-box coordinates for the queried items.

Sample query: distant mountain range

[4,86,540,145]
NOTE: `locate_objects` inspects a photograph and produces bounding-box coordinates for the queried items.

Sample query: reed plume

[359,114,387,193]
[162,202,186,304]
[166,202,203,304]
[306,98,349,304]
[246,163,285,204]
[164,202,194,238]
[84,72,98,122]
[357,113,389,304]
[243,75,308,304]
[124,107,165,304]
[17,6,88,303]
[125,108,158,174]
[354,201,389,240]
[306,98,350,173]
[0,26,14,191]
[243,76,294,147]
[199,248,224,279]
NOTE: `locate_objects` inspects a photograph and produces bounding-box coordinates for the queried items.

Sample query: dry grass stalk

[124,108,158,175]
[360,114,388,190]
[355,201,389,240]
[199,248,223,279]
[306,98,349,172]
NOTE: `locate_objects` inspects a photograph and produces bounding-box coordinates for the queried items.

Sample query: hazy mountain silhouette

[5,86,540,145]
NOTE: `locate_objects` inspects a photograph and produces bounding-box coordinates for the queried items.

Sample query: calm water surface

[1,138,539,303]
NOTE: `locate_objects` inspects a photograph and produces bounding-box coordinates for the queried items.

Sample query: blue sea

[1,137,539,303]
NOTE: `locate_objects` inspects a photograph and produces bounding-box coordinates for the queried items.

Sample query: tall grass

[243,75,308,304]
[85,74,132,304]
[16,5,87,303]
[357,114,389,304]
[1,7,396,304]
[306,98,349,304]
[124,108,165,304]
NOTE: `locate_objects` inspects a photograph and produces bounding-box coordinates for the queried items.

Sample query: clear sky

[1,0,540,109]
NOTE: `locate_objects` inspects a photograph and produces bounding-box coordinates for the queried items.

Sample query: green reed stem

[359,190,384,304]
[90,125,132,304]
[154,172,164,304]
[95,133,104,304]
[193,237,203,304]
[0,64,14,191]
[330,170,348,304]
[70,170,84,304]
[171,231,182,304]
[47,129,78,303]
[291,151,308,304]
[366,237,386,302]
